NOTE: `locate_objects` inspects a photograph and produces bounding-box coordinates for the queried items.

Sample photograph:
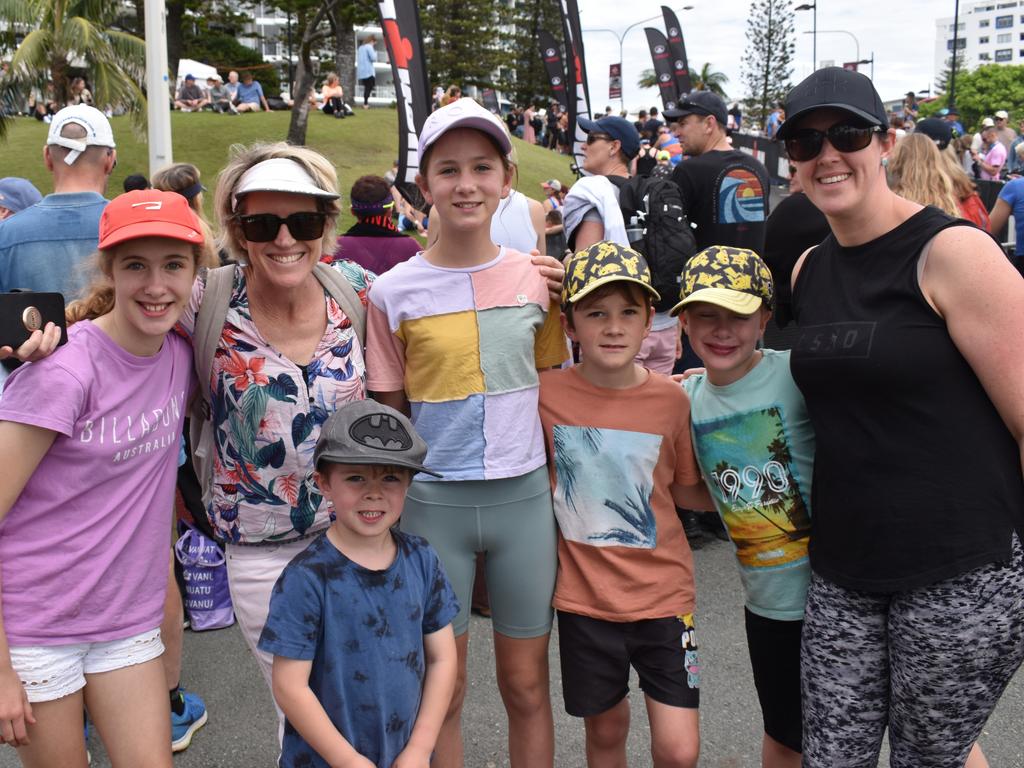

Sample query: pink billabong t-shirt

[0,321,194,645]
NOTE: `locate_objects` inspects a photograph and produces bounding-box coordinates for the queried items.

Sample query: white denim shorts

[9,628,164,703]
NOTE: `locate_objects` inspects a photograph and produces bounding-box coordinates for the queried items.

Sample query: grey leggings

[400,466,556,638]
[801,535,1024,767]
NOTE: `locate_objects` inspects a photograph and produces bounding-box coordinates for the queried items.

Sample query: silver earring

[881,157,889,168]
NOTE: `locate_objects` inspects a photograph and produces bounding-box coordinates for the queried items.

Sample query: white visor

[232,158,339,211]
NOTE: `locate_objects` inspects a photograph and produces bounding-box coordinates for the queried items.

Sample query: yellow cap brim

[669,287,763,317]
[565,276,661,306]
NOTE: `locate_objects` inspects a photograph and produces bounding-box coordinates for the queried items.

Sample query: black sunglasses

[236,211,327,242]
[586,132,614,145]
[784,124,884,162]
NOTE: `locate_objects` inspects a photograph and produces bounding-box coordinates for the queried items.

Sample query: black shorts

[557,610,700,717]
[744,608,802,753]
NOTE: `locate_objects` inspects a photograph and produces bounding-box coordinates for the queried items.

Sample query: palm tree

[693,63,729,97]
[0,0,146,136]
[637,62,729,98]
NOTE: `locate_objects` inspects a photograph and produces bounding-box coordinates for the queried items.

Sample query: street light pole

[584,5,694,111]
[950,0,960,106]
[795,3,816,71]
[803,29,859,65]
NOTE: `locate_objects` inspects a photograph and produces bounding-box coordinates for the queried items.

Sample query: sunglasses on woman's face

[586,132,613,145]
[236,211,327,242]
[784,123,884,162]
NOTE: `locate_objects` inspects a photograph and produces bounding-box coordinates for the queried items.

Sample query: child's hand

[0,667,35,747]
[531,252,566,303]
[336,754,375,768]
[391,745,432,768]
[0,322,62,363]
[671,367,706,384]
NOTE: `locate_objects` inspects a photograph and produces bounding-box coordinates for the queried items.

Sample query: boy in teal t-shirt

[672,246,813,768]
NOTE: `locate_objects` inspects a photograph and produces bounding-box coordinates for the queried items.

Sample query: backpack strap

[312,262,366,347]
[193,265,236,411]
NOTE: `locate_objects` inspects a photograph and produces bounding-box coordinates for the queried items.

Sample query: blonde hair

[939,143,981,202]
[152,162,219,269]
[214,142,341,263]
[66,244,203,324]
[889,133,961,218]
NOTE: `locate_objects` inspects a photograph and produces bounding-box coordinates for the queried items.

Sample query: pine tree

[740,0,795,130]
[419,0,516,92]
[935,53,971,97]
[507,0,564,106]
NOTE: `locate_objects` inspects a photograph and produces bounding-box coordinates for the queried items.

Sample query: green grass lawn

[1,109,576,231]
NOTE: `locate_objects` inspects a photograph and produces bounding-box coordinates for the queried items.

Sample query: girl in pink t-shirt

[0,190,203,767]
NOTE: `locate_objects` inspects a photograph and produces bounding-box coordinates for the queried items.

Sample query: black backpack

[609,175,696,313]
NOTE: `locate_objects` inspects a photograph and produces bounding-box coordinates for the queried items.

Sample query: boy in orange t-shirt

[538,241,712,767]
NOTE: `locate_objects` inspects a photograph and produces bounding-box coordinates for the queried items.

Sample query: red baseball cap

[98,190,204,250]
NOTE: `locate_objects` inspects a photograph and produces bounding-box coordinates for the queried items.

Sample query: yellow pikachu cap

[562,240,661,308]
[669,246,774,317]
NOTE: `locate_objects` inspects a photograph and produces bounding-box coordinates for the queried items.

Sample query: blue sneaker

[171,690,208,752]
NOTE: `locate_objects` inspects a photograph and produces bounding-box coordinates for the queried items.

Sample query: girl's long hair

[889,133,961,218]
[938,142,980,202]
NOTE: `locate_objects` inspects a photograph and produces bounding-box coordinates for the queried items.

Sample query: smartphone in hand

[0,291,68,352]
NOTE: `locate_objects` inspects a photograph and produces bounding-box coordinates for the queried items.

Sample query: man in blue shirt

[0,104,115,300]
[357,34,377,109]
[235,72,269,113]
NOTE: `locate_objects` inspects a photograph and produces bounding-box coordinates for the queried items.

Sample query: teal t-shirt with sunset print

[683,349,813,620]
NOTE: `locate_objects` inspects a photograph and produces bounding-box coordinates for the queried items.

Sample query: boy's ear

[759,307,772,335]
[560,310,575,341]
[313,468,330,494]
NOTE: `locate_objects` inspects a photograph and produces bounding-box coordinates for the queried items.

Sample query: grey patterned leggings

[801,535,1024,768]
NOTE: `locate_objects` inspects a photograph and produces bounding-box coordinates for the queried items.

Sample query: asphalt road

[6,536,1020,768]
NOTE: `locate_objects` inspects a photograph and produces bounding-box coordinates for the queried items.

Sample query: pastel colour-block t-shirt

[366,247,568,481]
[0,321,194,645]
[539,367,701,620]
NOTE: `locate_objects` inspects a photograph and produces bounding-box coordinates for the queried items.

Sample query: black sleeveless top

[790,206,1023,592]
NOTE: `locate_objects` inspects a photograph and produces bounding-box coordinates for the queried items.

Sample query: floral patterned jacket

[178,260,373,544]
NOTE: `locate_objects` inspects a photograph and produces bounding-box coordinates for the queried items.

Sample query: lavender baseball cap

[418,97,512,159]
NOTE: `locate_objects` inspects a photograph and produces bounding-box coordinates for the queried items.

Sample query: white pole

[144,0,173,174]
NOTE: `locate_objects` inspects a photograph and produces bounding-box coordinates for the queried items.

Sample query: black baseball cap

[777,67,888,141]
[314,400,441,477]
[663,91,728,125]
[577,115,641,158]
[914,118,953,150]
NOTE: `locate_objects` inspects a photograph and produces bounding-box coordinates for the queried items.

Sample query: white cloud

[576,0,938,118]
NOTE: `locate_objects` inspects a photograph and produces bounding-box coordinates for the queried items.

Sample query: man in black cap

[666,90,771,254]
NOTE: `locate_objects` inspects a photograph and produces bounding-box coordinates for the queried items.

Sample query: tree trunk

[287,60,315,145]
[166,0,185,86]
[287,2,339,145]
[332,12,356,109]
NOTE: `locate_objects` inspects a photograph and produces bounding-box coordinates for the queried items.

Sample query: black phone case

[0,292,68,350]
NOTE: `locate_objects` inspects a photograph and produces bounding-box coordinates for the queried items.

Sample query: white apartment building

[935,0,1024,78]
[238,3,395,103]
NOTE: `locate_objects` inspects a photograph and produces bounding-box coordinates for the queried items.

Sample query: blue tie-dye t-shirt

[258,530,459,768]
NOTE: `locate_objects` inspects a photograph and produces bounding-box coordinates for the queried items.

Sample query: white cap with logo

[46,105,116,166]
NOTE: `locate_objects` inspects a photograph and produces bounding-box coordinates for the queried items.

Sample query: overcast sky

[576,0,941,114]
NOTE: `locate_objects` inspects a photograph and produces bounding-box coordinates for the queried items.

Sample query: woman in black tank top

[780,68,1024,768]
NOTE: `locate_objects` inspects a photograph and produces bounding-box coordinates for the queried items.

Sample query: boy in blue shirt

[671,246,813,768]
[259,400,459,768]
